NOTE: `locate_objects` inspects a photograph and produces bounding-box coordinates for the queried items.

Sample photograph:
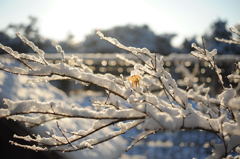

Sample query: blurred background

[0,0,240,55]
[0,0,240,159]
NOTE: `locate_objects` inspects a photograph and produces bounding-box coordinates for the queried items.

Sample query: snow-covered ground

[122,129,217,159]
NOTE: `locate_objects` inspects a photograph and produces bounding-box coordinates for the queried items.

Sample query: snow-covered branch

[0,31,239,158]
[215,27,240,45]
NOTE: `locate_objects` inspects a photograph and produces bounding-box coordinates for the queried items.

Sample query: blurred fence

[46,53,240,94]
[45,53,239,73]
[2,53,240,95]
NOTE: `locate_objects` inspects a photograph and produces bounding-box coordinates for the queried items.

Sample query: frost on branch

[191,43,224,88]
[215,27,240,45]
[0,31,239,158]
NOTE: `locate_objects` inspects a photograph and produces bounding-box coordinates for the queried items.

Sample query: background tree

[155,33,176,54]
[180,36,198,53]
[78,25,176,55]
[204,19,240,55]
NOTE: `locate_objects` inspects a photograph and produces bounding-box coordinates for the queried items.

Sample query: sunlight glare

[40,0,172,41]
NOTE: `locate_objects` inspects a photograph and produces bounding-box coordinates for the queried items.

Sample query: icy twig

[16,32,48,65]
[191,42,224,88]
[215,37,240,45]
[0,43,33,70]
[126,129,157,152]
[55,45,65,62]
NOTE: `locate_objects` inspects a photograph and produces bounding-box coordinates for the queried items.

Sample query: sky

[0,0,239,46]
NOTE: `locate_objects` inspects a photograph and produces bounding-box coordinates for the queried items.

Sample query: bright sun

[39,0,168,41]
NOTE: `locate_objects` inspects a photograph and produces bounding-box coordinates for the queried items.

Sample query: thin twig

[56,120,144,152]
[56,121,77,149]
[0,44,33,70]
[126,129,157,152]
[201,37,225,89]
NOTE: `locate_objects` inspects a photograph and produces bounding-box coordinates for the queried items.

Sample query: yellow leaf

[128,75,141,88]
